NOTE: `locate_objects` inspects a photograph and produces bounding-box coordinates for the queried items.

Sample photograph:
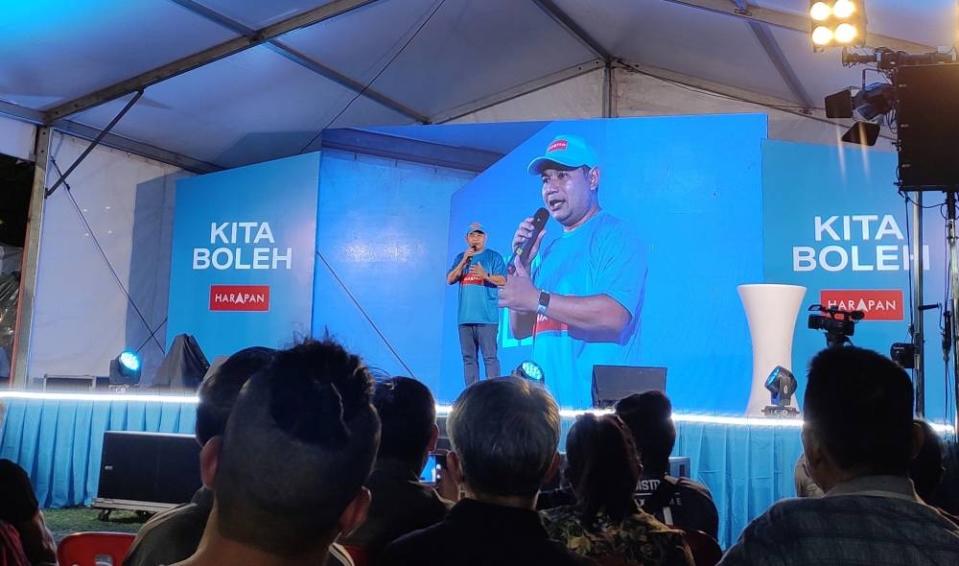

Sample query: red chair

[57,532,136,566]
[341,544,370,566]
[682,529,723,566]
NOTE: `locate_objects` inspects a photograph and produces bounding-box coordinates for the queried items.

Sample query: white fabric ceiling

[0,0,953,169]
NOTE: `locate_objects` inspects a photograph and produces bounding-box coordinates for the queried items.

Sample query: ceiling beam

[0,99,45,124]
[748,21,815,112]
[168,0,428,123]
[529,0,612,61]
[432,59,605,123]
[44,0,379,123]
[663,0,934,53]
[53,120,221,173]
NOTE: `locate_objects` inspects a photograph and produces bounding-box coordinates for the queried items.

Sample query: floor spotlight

[763,366,799,416]
[110,350,142,384]
[513,360,544,384]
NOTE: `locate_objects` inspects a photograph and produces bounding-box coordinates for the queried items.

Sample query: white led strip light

[0,393,951,434]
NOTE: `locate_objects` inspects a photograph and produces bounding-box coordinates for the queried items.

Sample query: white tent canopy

[1,0,954,170]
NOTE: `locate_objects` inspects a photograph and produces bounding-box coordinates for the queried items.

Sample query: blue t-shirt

[450,248,507,325]
[530,211,647,408]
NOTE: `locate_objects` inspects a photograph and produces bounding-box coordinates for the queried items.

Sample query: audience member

[172,338,381,566]
[341,377,451,560]
[0,522,29,566]
[125,347,275,566]
[379,378,591,566]
[0,459,55,565]
[720,346,959,565]
[542,413,693,565]
[793,454,823,498]
[615,391,719,539]
[911,419,959,527]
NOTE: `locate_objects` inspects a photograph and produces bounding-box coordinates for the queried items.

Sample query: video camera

[808,304,864,348]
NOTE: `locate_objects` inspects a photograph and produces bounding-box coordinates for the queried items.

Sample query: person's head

[195,346,275,446]
[373,377,438,471]
[527,135,601,230]
[465,222,487,252]
[565,414,641,526]
[446,377,560,504]
[615,391,676,477]
[802,346,918,492]
[206,338,380,559]
[910,419,945,503]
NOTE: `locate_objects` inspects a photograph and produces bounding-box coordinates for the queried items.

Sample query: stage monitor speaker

[592,365,667,408]
[896,63,959,189]
[94,431,201,513]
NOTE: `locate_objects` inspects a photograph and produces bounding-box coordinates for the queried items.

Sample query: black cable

[315,251,415,377]
[49,158,165,353]
[298,0,447,153]
[134,316,167,354]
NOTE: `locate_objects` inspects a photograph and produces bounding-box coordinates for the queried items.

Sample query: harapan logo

[210,285,270,312]
[820,289,903,321]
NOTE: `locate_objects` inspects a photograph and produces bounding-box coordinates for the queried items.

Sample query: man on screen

[499,134,647,408]
[447,223,507,386]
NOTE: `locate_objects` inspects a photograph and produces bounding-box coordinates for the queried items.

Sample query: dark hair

[215,338,380,556]
[373,377,436,466]
[195,346,275,445]
[615,391,675,477]
[910,419,944,503]
[565,414,640,528]
[0,459,38,524]
[805,347,914,475]
[448,378,559,497]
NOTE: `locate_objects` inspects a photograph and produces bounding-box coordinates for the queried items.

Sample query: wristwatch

[537,291,551,316]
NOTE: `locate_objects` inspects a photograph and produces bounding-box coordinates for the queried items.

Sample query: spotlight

[812,26,834,46]
[110,350,142,384]
[852,82,895,121]
[763,366,799,416]
[834,23,858,44]
[809,1,865,51]
[824,88,854,118]
[833,0,856,19]
[809,2,831,21]
[513,360,544,384]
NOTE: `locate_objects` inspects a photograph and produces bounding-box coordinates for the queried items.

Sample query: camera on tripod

[808,304,864,348]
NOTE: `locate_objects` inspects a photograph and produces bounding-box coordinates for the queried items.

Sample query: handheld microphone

[464,244,477,272]
[508,208,549,274]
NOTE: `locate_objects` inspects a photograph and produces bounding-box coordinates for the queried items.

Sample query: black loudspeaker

[94,431,202,513]
[896,63,959,189]
[591,365,667,408]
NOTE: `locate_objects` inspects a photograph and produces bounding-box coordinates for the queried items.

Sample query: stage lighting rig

[513,360,544,384]
[810,1,864,51]
[109,350,142,385]
[762,366,799,416]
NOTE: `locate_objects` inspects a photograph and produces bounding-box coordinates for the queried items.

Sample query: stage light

[109,350,142,384]
[513,360,545,383]
[763,366,799,416]
[810,1,865,50]
[833,0,856,19]
[841,121,881,146]
[852,82,895,121]
[812,26,834,46]
[834,22,858,44]
[810,2,831,21]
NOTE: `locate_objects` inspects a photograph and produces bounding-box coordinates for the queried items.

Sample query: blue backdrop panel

[311,151,473,383]
[0,399,195,507]
[442,115,768,410]
[166,153,320,359]
[762,140,950,422]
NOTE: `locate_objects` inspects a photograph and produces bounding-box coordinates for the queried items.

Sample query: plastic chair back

[682,529,723,566]
[57,532,136,566]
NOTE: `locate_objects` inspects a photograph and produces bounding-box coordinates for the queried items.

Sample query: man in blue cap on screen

[447,222,507,386]
[499,134,647,409]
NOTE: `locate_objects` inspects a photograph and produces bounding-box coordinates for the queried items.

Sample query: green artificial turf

[42,507,147,543]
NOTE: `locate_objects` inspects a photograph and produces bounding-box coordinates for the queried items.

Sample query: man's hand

[469,263,488,280]
[499,257,539,313]
[463,246,478,260]
[511,218,547,268]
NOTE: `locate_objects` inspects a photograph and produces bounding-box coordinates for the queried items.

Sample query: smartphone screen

[419,453,438,484]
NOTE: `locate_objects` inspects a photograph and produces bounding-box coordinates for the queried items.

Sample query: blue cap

[466,222,485,235]
[527,134,598,175]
